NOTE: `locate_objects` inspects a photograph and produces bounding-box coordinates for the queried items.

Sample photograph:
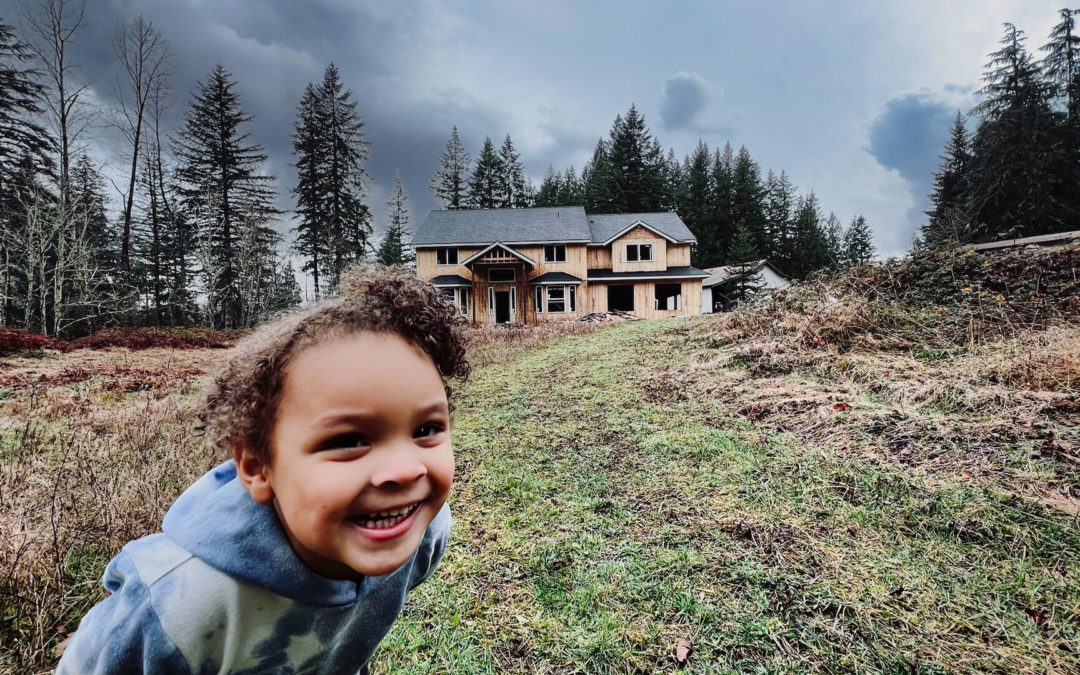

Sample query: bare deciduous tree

[20,0,92,198]
[113,14,172,273]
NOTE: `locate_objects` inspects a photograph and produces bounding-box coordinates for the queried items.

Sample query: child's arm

[408,502,452,591]
[56,551,190,674]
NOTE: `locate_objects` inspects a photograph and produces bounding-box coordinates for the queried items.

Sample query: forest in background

[0,2,1077,339]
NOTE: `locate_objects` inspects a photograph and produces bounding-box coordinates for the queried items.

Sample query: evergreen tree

[680,141,712,267]
[726,223,765,305]
[582,139,617,213]
[556,166,582,206]
[1040,8,1080,226]
[268,259,301,312]
[730,146,768,261]
[69,153,114,274]
[969,24,1065,240]
[607,105,666,213]
[497,134,529,208]
[789,193,830,279]
[0,20,52,187]
[823,211,844,268]
[429,126,470,209]
[468,136,504,209]
[290,63,372,296]
[843,215,875,265]
[702,144,734,267]
[173,64,281,329]
[924,112,973,247]
[762,169,795,267]
[291,82,329,299]
[533,166,561,207]
[377,171,415,267]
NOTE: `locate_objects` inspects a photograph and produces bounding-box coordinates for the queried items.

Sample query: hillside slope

[377,314,1079,673]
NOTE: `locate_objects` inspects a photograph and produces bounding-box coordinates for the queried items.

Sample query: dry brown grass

[0,320,610,673]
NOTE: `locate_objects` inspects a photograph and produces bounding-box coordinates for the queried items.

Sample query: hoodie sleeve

[408,502,452,591]
[56,551,190,675]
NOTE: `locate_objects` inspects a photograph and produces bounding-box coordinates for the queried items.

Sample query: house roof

[412,207,698,247]
[587,213,696,245]
[587,266,709,282]
[702,260,789,287]
[428,274,472,287]
[412,207,591,246]
[529,272,582,285]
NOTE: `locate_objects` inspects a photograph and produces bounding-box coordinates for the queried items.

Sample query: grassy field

[373,319,1079,674]
[2,264,1078,672]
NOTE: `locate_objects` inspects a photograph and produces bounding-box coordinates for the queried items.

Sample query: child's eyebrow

[313,401,449,428]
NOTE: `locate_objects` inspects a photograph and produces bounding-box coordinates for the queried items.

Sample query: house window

[544,244,566,263]
[488,268,515,283]
[436,248,458,265]
[440,288,469,315]
[569,286,576,312]
[608,285,634,312]
[626,243,653,262]
[547,286,565,313]
[535,286,543,313]
[654,283,682,311]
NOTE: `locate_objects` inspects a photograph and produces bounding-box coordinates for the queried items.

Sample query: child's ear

[233,443,275,504]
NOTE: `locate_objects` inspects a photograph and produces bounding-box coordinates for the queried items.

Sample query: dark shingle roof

[529,272,582,285]
[428,274,472,287]
[412,207,591,246]
[587,266,709,281]
[587,212,696,244]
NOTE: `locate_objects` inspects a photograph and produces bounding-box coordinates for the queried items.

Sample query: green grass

[372,320,1080,674]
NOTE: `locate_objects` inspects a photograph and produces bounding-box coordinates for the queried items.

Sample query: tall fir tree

[789,193,830,279]
[726,224,765,305]
[1040,8,1080,227]
[290,63,372,296]
[730,146,768,262]
[969,24,1065,240]
[377,171,415,267]
[762,169,795,268]
[924,112,973,247]
[606,105,666,213]
[497,134,529,208]
[582,138,617,213]
[468,136,504,209]
[680,141,712,264]
[429,126,470,210]
[533,166,561,207]
[556,166,581,206]
[173,64,280,329]
[843,215,875,266]
[701,143,734,267]
[822,212,845,268]
[291,82,329,299]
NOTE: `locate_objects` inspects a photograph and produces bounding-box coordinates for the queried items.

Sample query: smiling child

[56,267,470,674]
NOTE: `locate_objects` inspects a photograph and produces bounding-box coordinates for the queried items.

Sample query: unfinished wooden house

[412,206,708,324]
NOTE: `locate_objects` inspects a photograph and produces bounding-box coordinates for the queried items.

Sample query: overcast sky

[6,0,1068,256]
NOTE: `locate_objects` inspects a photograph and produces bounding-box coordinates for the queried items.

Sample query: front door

[495,291,511,323]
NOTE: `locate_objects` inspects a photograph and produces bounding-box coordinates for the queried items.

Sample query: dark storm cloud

[49,0,522,234]
[867,91,956,224]
[659,72,708,130]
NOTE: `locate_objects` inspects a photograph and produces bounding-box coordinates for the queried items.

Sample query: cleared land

[2,246,1079,673]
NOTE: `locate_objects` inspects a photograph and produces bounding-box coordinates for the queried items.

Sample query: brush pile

[684,242,1080,512]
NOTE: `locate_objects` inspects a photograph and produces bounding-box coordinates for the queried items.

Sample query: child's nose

[369,445,428,487]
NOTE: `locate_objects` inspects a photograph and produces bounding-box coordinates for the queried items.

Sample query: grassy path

[374,320,1080,674]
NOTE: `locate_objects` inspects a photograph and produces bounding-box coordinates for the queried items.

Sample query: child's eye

[321,433,370,450]
[414,422,445,439]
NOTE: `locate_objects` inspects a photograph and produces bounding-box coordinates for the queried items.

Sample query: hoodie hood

[162,460,361,606]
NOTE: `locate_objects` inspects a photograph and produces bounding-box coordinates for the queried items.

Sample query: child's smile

[238,331,454,579]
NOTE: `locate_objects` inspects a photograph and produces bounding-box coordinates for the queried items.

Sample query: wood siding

[666,244,691,267]
[416,247,482,281]
[611,227,668,273]
[580,280,701,320]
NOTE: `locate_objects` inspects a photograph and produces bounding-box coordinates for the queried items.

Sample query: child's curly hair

[197,266,471,464]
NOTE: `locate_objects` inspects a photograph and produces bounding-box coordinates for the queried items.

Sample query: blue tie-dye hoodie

[56,460,451,674]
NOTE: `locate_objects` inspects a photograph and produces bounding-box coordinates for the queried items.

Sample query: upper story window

[626,243,653,262]
[544,244,567,263]
[436,248,459,265]
[488,268,515,283]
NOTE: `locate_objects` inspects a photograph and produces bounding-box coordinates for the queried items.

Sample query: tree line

[0,1,420,337]
[428,105,875,277]
[923,9,1080,248]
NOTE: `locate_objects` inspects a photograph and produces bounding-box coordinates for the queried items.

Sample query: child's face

[238,331,454,579]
